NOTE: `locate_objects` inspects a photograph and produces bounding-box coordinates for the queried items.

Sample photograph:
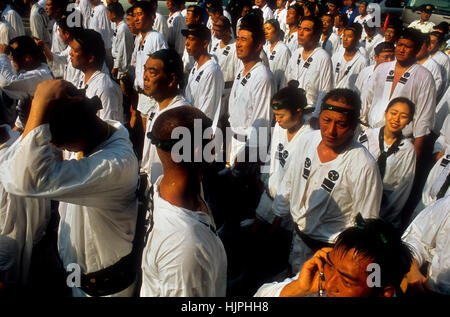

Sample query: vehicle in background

[401,0,450,28]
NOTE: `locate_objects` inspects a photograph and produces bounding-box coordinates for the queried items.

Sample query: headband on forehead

[271,100,287,110]
[320,103,355,116]
[147,130,181,152]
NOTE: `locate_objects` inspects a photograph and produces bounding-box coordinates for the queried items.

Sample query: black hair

[187,4,204,21]
[132,1,156,16]
[303,1,316,16]
[288,3,304,20]
[334,215,413,292]
[49,95,101,147]
[321,88,361,128]
[345,22,362,39]
[300,16,323,38]
[374,41,395,56]
[126,6,134,16]
[149,48,184,89]
[215,15,231,29]
[271,80,307,115]
[239,12,265,47]
[429,31,445,45]
[9,36,46,64]
[335,12,348,26]
[151,105,213,167]
[107,2,125,18]
[70,29,105,69]
[385,97,415,122]
[399,28,424,54]
[206,0,224,15]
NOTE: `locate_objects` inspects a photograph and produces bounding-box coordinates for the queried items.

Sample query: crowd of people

[0,0,448,298]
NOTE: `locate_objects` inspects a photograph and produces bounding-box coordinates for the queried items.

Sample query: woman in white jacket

[358,97,416,228]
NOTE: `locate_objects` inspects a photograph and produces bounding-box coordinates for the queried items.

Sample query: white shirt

[50,45,81,86]
[0,55,53,101]
[362,61,436,138]
[0,125,51,284]
[76,70,123,123]
[0,121,138,293]
[258,4,275,22]
[358,127,416,228]
[1,5,24,39]
[30,3,51,47]
[185,58,224,123]
[434,87,450,135]
[361,33,384,65]
[210,39,240,84]
[167,11,186,56]
[228,61,275,139]
[421,56,444,102]
[332,49,369,90]
[273,130,382,243]
[402,196,450,295]
[153,11,169,41]
[263,41,291,90]
[77,0,92,29]
[319,32,340,57]
[50,22,67,78]
[431,50,450,89]
[0,21,10,45]
[140,176,227,297]
[141,95,190,184]
[408,20,435,34]
[284,31,299,53]
[88,4,112,50]
[285,46,333,116]
[355,64,376,96]
[274,8,288,35]
[112,21,134,74]
[434,114,450,155]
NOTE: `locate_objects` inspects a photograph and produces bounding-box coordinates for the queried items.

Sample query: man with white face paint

[284,16,333,126]
[272,88,382,274]
[183,24,224,125]
[362,28,436,161]
[331,23,368,90]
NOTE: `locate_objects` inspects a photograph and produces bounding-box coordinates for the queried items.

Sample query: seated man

[140,106,227,297]
[255,214,413,297]
[0,79,139,297]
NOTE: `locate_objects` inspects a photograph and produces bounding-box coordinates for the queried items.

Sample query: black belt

[224,81,233,89]
[232,133,248,142]
[294,225,334,251]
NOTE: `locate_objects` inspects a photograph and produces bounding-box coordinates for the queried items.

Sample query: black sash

[377,127,403,179]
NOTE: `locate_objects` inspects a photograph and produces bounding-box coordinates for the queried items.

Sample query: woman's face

[264,23,278,43]
[384,102,412,134]
[273,107,302,130]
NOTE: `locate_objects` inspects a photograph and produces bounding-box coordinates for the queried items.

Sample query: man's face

[298,20,318,47]
[395,38,417,64]
[186,10,199,26]
[143,57,170,99]
[69,39,89,70]
[323,247,374,297]
[185,34,206,58]
[416,41,429,60]
[286,8,298,26]
[319,98,355,151]
[428,34,440,54]
[420,11,431,22]
[133,7,153,32]
[334,15,343,28]
[322,16,333,33]
[126,14,137,34]
[342,29,358,49]
[167,0,176,12]
[358,3,367,15]
[343,0,353,7]
[236,29,257,61]
[264,23,277,42]
[58,27,71,45]
[277,0,286,9]
[213,22,227,40]
[46,0,56,18]
[374,51,394,66]
[328,3,337,13]
[384,27,396,43]
[255,0,265,8]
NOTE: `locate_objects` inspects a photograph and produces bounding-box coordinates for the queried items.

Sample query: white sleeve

[30,12,48,42]
[113,28,133,72]
[196,69,224,121]
[7,12,25,38]
[0,54,38,99]
[97,84,124,123]
[352,155,382,219]
[254,273,299,297]
[402,198,449,267]
[0,124,132,209]
[0,23,10,45]
[360,67,377,124]
[272,157,294,218]
[273,48,291,90]
[412,72,436,138]
[312,56,333,118]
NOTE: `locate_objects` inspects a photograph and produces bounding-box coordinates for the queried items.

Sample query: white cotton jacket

[49,22,67,78]
[111,21,134,74]
[263,41,291,90]
[358,127,416,228]
[319,32,340,57]
[88,4,113,50]
[402,196,450,295]
[0,125,51,284]
[0,121,139,279]
[0,21,11,45]
[1,5,24,39]
[331,49,369,90]
[431,51,450,89]
[362,61,437,138]
[166,11,186,56]
[140,176,227,297]
[284,46,333,116]
[185,58,224,123]
[153,11,169,41]
[30,3,51,47]
[284,31,298,54]
[77,70,124,123]
[273,130,382,243]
